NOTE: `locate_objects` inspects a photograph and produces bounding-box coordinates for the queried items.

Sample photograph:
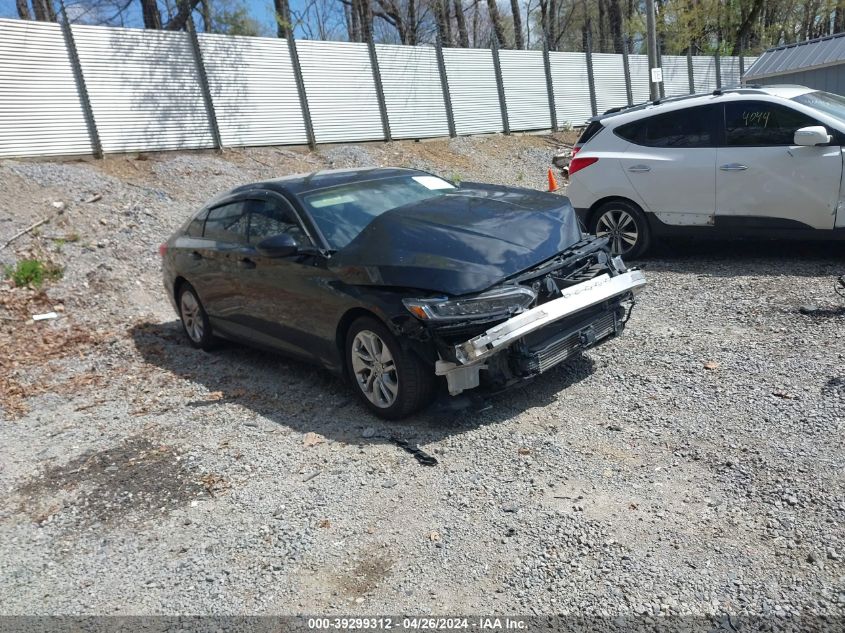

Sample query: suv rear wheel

[590,200,651,258]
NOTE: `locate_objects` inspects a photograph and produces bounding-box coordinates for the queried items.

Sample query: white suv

[566,85,845,257]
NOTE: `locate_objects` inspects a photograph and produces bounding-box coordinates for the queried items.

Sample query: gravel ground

[1,134,844,620]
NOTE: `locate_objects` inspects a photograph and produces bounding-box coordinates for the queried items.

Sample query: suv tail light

[568,156,598,177]
[158,243,168,257]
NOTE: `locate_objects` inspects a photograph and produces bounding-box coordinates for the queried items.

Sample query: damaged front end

[406,237,646,396]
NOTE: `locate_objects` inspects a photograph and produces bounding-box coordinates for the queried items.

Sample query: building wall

[752,66,845,95]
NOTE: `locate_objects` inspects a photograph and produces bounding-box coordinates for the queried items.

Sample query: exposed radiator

[522,310,618,374]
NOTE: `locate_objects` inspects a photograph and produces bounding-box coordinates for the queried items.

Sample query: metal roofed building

[744,33,845,94]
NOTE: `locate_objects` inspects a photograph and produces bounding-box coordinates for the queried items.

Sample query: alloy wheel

[180,291,204,343]
[595,208,638,256]
[350,330,399,409]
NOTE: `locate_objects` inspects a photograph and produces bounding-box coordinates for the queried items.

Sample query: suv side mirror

[794,125,831,146]
[256,233,299,258]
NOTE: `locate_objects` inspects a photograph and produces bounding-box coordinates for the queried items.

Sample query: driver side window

[247,199,312,246]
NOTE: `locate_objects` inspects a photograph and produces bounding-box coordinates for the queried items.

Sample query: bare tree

[31,0,57,21]
[140,0,162,28]
[453,0,469,46]
[606,0,623,53]
[16,0,32,19]
[510,0,523,48]
[486,0,508,47]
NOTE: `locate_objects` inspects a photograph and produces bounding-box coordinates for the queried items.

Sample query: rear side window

[576,121,604,146]
[724,101,820,146]
[204,201,248,243]
[615,105,716,147]
[185,209,208,238]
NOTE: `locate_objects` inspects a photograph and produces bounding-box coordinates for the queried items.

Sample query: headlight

[403,286,536,321]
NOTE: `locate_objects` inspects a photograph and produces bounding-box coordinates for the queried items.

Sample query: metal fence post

[687,46,695,94]
[491,42,510,134]
[435,36,457,138]
[542,43,558,131]
[186,16,222,150]
[59,1,102,158]
[286,36,316,149]
[714,50,722,89]
[657,39,665,98]
[585,31,598,116]
[621,37,633,106]
[366,32,392,142]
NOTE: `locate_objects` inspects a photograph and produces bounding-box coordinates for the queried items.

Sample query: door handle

[627,164,651,173]
[190,251,202,260]
[720,163,748,171]
[238,258,256,269]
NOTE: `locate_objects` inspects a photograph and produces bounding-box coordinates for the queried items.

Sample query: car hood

[328,183,582,295]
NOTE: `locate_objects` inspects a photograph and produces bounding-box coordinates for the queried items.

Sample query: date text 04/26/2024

[307,618,528,630]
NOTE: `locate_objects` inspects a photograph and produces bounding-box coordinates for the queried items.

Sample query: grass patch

[3,259,63,288]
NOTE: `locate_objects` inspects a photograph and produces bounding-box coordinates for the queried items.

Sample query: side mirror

[256,233,299,258]
[794,125,831,146]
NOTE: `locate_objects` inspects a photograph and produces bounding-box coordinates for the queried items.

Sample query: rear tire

[177,283,216,351]
[345,316,435,420]
[590,200,651,258]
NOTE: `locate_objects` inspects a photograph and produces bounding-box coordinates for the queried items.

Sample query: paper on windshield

[412,176,456,190]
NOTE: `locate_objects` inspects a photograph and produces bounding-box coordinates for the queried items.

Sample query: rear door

[616,104,719,227]
[197,200,249,333]
[715,100,840,230]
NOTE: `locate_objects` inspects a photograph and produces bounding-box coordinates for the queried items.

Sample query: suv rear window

[615,105,716,148]
[575,121,603,147]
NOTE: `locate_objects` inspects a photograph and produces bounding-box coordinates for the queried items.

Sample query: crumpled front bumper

[435,269,647,395]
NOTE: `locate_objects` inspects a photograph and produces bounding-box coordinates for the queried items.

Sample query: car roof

[592,84,818,127]
[234,167,422,197]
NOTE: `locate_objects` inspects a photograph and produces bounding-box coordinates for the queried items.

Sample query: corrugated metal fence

[0,18,755,159]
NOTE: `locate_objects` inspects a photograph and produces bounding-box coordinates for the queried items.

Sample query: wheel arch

[335,307,389,373]
[586,196,648,229]
[173,276,188,304]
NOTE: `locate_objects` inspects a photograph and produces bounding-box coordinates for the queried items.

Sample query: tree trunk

[434,0,450,46]
[164,0,202,30]
[486,0,509,48]
[598,0,607,52]
[408,0,417,44]
[200,0,212,31]
[732,0,764,55]
[141,0,163,28]
[16,0,31,19]
[510,0,523,49]
[607,0,623,53]
[274,0,290,37]
[453,0,469,46]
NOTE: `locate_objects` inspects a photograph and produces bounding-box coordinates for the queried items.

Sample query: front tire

[345,316,434,420]
[178,283,216,351]
[590,200,651,258]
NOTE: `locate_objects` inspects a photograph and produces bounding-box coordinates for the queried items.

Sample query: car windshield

[792,90,845,121]
[299,174,455,250]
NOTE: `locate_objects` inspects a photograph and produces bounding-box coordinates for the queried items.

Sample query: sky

[0,0,296,34]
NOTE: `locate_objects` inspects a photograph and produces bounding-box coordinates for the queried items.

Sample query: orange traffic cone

[547,168,559,192]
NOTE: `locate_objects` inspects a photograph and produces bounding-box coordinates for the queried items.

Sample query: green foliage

[3,259,63,289]
[449,172,462,185]
[211,0,267,37]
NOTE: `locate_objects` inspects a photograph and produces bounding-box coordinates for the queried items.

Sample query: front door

[234,195,335,362]
[716,100,841,231]
[617,103,718,227]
